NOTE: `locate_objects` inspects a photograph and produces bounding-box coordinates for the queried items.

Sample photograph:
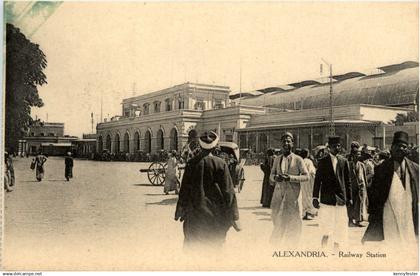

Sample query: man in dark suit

[313,136,352,250]
[362,131,418,247]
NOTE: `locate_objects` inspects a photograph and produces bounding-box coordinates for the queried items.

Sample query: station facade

[96,83,265,154]
[96,61,419,154]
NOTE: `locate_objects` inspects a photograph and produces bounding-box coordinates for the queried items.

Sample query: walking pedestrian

[164,150,179,195]
[5,151,15,187]
[34,150,47,182]
[4,152,12,192]
[346,142,368,227]
[175,131,240,252]
[269,132,309,247]
[313,136,352,251]
[299,148,317,220]
[65,152,74,181]
[362,131,418,250]
[260,148,275,208]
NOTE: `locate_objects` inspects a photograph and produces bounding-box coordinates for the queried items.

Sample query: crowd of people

[4,128,418,253]
[172,129,418,253]
[257,131,419,250]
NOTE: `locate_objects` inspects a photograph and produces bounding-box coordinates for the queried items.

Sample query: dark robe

[35,155,47,181]
[362,157,419,242]
[260,156,274,207]
[175,151,239,249]
[65,156,74,179]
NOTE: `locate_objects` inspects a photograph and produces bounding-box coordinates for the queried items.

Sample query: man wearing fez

[270,132,309,246]
[313,136,352,250]
[347,141,368,227]
[175,131,240,251]
[362,131,418,248]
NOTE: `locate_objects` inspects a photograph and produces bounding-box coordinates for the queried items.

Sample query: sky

[12,1,418,137]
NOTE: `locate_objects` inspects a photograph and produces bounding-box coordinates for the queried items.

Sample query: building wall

[29,122,64,137]
[120,83,230,121]
[238,124,378,153]
[360,105,410,123]
[96,84,265,153]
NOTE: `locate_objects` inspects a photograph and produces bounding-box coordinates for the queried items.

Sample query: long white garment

[301,158,316,216]
[269,153,309,247]
[383,163,416,248]
[318,203,348,246]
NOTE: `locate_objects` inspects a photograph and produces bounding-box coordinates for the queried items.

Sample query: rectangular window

[165,99,172,111]
[194,101,205,111]
[154,102,161,113]
[143,104,149,115]
[178,99,185,110]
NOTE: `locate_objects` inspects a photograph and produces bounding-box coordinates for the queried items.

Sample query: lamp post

[321,59,335,136]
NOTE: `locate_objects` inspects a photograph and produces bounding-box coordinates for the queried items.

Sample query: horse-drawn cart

[139,142,245,191]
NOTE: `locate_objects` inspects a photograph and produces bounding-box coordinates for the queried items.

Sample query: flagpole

[321,58,335,136]
[239,57,242,106]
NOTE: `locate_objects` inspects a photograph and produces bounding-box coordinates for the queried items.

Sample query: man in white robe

[363,131,418,250]
[269,132,309,247]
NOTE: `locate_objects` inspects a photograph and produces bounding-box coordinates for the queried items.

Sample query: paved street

[3,157,417,270]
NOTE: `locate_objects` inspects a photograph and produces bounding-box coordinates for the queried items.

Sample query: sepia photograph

[2,0,419,272]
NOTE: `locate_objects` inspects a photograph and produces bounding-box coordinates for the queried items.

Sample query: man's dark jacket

[313,154,352,205]
[362,157,419,242]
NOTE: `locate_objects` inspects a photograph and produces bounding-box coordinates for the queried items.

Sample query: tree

[391,111,419,126]
[6,23,47,152]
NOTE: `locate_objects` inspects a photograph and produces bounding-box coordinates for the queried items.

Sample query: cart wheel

[237,168,245,193]
[147,162,166,186]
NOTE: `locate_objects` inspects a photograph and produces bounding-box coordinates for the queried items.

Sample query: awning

[41,143,72,147]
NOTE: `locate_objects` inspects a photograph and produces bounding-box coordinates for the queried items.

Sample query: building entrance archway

[157,129,164,150]
[114,134,120,153]
[144,131,152,153]
[170,128,178,151]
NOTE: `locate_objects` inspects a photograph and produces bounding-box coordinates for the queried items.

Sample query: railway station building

[96,61,419,154]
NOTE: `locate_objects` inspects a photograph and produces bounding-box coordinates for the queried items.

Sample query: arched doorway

[98,136,103,153]
[170,128,178,151]
[144,130,152,153]
[134,131,140,152]
[187,129,198,143]
[106,135,112,151]
[114,133,120,153]
[124,132,130,153]
[157,129,164,150]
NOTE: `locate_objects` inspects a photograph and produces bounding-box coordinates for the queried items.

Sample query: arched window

[144,130,152,153]
[134,131,140,152]
[106,135,112,151]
